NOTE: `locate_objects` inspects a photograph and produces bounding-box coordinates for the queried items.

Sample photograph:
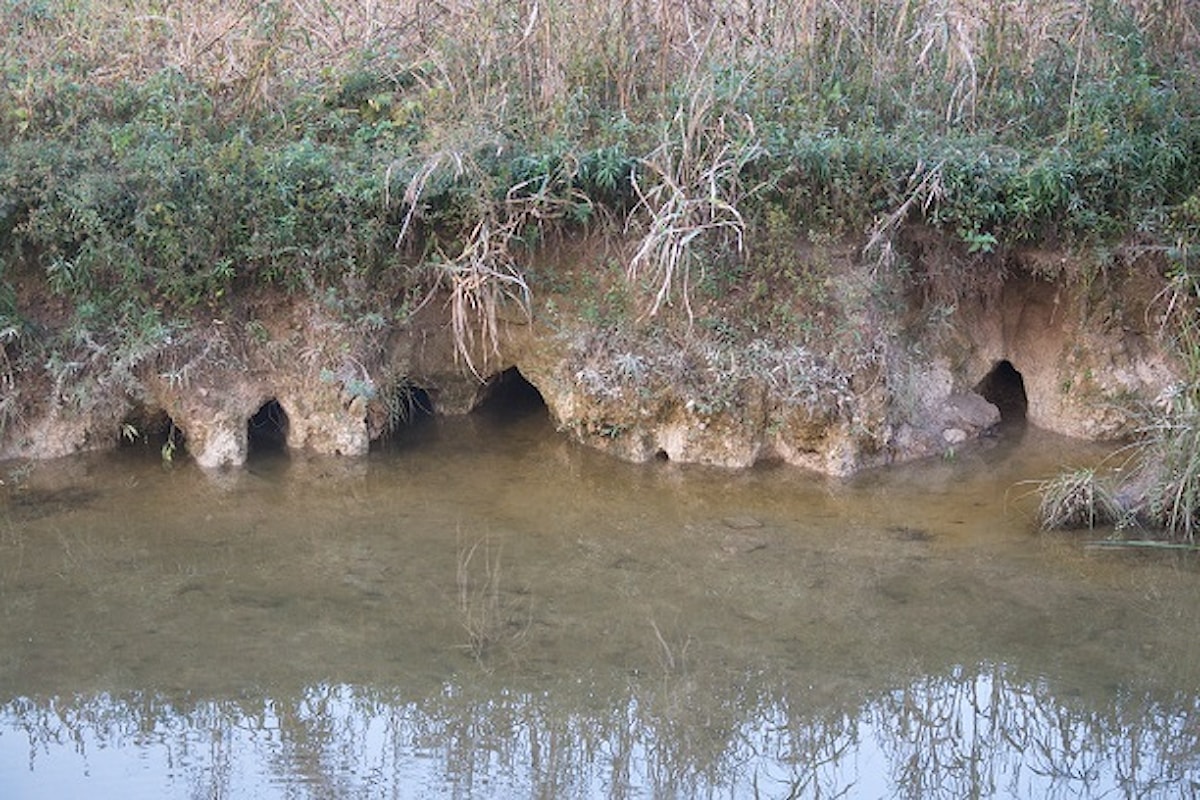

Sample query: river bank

[1,0,1198,533]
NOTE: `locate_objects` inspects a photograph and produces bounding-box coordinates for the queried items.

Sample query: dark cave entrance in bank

[248,399,289,455]
[393,384,435,429]
[118,407,185,457]
[975,360,1028,423]
[374,382,437,449]
[475,367,547,422]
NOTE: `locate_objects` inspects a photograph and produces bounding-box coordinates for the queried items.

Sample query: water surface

[2,411,1199,798]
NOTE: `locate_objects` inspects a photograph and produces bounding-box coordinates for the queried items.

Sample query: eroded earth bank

[0,232,1177,477]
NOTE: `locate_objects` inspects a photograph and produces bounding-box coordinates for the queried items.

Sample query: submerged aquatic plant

[455,532,530,667]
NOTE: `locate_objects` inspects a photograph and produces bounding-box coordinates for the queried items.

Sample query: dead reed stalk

[455,532,530,664]
[626,72,764,322]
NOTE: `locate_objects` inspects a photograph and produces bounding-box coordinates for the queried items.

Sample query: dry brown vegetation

[6,0,1196,124]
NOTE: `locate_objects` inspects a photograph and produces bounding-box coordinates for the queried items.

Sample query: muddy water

[2,408,1200,799]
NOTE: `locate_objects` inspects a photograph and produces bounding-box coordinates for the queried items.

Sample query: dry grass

[1032,467,1126,531]
[6,1,1194,121]
[4,1,430,108]
[432,224,532,379]
[390,150,542,376]
[626,71,764,321]
[455,533,530,666]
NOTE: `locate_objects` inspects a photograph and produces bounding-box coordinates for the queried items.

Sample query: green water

[1,410,1198,798]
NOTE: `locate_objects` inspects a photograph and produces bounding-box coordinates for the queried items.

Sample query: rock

[720,532,768,555]
[0,239,1180,477]
[942,428,968,444]
[943,393,1001,431]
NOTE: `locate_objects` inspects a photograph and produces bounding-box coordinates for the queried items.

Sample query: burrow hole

[119,407,184,456]
[975,359,1028,423]
[475,367,547,422]
[248,398,289,455]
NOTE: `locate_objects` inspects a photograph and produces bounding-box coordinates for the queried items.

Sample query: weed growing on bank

[1127,253,1200,541]
[3,1,1197,319]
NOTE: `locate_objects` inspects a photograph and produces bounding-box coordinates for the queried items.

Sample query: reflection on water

[5,669,1199,799]
[2,414,1200,798]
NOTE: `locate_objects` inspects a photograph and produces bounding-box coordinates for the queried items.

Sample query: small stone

[722,515,764,530]
[942,428,968,444]
[721,532,767,555]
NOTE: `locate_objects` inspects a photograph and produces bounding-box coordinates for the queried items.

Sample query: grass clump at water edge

[1031,467,1126,532]
[1135,399,1200,543]
[1123,265,1200,542]
[1035,260,1200,543]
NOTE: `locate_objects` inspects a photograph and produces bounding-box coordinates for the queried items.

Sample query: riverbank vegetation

[2,1,1199,532]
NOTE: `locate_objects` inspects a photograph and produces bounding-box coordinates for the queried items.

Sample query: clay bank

[0,233,1177,477]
